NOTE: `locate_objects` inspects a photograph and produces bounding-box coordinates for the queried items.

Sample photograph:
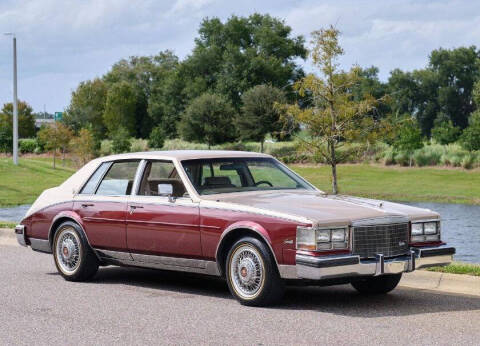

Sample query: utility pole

[4,33,18,165]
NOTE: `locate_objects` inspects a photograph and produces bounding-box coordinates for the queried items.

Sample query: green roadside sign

[54,112,63,121]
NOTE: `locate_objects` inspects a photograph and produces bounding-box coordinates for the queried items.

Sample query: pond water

[1,202,478,263]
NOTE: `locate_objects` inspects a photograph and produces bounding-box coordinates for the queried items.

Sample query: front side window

[182,157,314,195]
[96,160,140,196]
[138,161,187,197]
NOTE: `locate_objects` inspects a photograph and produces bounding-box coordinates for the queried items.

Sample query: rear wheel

[53,221,99,281]
[351,274,402,294]
[226,237,285,306]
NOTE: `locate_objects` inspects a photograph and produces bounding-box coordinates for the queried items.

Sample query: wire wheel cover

[56,227,81,274]
[229,244,265,299]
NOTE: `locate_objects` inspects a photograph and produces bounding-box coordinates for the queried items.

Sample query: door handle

[81,203,94,208]
[129,205,144,214]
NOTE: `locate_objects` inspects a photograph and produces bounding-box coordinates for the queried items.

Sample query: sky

[1,0,480,114]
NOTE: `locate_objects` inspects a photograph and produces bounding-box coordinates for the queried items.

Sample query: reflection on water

[405,202,480,264]
[0,204,30,224]
[1,202,479,263]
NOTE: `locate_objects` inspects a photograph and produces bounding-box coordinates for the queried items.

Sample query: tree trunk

[62,147,65,166]
[260,140,264,153]
[53,148,56,169]
[330,141,338,194]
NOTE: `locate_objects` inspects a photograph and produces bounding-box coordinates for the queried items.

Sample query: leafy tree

[180,14,306,109]
[237,85,286,152]
[279,26,382,194]
[431,113,461,145]
[103,81,137,136]
[0,100,36,138]
[37,123,73,168]
[179,93,237,148]
[430,46,480,129]
[148,126,166,149]
[0,121,13,153]
[70,128,95,166]
[393,118,424,166]
[352,66,390,118]
[63,78,108,141]
[111,127,132,153]
[388,46,480,136]
[460,111,480,151]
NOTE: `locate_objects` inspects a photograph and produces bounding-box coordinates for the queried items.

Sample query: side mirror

[158,183,175,202]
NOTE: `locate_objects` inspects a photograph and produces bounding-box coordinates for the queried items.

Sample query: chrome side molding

[95,249,220,276]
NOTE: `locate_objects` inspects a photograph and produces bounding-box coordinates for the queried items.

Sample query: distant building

[35,118,54,129]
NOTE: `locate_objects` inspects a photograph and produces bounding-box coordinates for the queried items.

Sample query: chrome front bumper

[15,225,27,247]
[296,246,455,281]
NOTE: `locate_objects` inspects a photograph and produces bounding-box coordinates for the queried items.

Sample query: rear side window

[80,162,110,194]
[96,161,140,196]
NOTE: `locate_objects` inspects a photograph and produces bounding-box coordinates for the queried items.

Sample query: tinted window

[96,161,140,196]
[80,162,110,194]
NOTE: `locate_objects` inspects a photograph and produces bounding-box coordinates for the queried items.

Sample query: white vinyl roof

[97,150,272,162]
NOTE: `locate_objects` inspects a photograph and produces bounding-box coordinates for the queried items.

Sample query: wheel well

[216,228,276,277]
[48,217,78,248]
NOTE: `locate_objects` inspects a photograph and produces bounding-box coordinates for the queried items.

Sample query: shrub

[413,145,443,166]
[460,125,480,151]
[112,127,131,154]
[148,127,166,149]
[383,147,396,165]
[431,120,461,145]
[130,138,149,152]
[461,153,475,169]
[19,138,38,153]
[394,151,410,166]
[99,140,113,156]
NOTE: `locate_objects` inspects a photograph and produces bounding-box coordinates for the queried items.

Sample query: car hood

[200,190,439,226]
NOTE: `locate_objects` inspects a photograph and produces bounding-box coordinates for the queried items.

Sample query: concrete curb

[1,227,479,296]
[400,270,480,297]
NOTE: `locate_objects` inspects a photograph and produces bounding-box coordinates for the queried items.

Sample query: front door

[74,160,141,251]
[126,160,201,258]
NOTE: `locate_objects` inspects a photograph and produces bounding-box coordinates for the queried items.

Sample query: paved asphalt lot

[1,243,480,345]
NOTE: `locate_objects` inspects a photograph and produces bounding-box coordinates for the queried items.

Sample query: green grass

[291,164,480,205]
[0,221,16,228]
[0,158,75,207]
[1,157,479,208]
[426,262,480,276]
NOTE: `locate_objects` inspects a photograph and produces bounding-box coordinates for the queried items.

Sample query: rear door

[74,160,141,251]
[126,160,201,258]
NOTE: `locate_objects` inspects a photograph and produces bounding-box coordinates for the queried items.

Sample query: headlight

[297,226,349,251]
[410,220,441,243]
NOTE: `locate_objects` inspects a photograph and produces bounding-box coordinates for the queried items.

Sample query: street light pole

[4,32,18,165]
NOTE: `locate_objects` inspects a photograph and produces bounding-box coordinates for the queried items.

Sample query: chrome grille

[352,223,409,258]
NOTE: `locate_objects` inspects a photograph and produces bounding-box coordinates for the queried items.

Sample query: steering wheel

[254,180,273,187]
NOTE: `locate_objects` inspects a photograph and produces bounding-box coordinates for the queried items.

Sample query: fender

[47,211,100,259]
[215,221,279,274]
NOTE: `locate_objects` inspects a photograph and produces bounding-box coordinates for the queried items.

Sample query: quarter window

[96,161,140,196]
[80,162,110,194]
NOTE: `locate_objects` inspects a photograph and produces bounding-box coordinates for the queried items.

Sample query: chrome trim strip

[95,249,133,261]
[29,238,51,253]
[351,216,410,227]
[82,217,126,223]
[94,249,220,276]
[126,219,198,228]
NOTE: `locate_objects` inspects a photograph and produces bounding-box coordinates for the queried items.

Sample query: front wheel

[53,221,99,281]
[351,274,402,294]
[226,237,285,306]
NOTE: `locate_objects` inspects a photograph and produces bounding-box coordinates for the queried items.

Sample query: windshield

[181,157,315,195]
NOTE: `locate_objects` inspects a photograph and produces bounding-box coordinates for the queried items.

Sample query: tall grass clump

[99,140,113,156]
[413,144,443,166]
[130,138,149,152]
